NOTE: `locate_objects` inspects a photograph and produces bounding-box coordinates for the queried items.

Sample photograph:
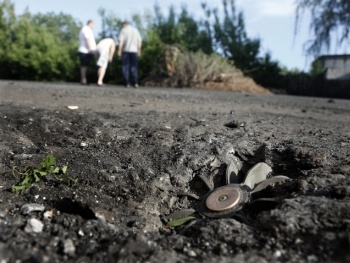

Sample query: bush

[175,49,241,87]
[143,46,242,88]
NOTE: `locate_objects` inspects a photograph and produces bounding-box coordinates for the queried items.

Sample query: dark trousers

[122,52,138,85]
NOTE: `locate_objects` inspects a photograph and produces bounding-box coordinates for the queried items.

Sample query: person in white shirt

[117,21,142,88]
[78,20,96,85]
[95,38,116,86]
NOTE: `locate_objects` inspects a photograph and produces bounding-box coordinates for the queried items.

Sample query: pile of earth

[143,76,272,95]
[0,80,349,262]
[192,77,272,94]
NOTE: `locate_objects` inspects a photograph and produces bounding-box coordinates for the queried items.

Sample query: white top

[97,38,115,52]
[118,25,142,53]
[78,25,96,53]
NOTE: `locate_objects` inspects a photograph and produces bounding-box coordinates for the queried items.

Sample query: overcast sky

[12,0,315,71]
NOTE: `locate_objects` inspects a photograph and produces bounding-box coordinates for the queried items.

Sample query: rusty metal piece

[205,185,241,211]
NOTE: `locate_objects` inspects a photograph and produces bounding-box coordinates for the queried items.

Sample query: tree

[98,7,123,40]
[30,12,82,81]
[0,0,17,68]
[202,0,261,71]
[0,1,82,81]
[31,12,81,42]
[295,0,350,56]
[152,4,212,53]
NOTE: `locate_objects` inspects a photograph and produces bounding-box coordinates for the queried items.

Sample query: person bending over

[95,38,116,86]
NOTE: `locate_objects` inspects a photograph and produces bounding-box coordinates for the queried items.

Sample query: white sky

[12,0,315,71]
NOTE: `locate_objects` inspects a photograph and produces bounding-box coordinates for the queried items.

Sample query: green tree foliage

[248,53,283,89]
[31,12,81,42]
[153,4,213,53]
[0,1,82,81]
[295,0,350,56]
[201,0,284,88]
[134,12,169,80]
[98,7,122,40]
[29,12,82,81]
[202,0,260,71]
[310,59,325,77]
[0,0,17,75]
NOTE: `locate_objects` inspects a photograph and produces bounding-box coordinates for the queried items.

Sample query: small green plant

[166,216,196,227]
[11,154,76,193]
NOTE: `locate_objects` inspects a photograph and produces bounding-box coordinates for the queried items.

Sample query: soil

[0,80,350,263]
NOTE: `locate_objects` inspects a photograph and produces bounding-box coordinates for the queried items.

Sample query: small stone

[25,218,44,233]
[188,250,197,257]
[63,238,76,256]
[67,106,79,110]
[21,203,45,215]
[274,250,282,258]
[80,142,88,147]
[43,210,54,219]
[307,255,318,263]
[0,207,8,218]
[210,157,222,168]
[298,180,309,193]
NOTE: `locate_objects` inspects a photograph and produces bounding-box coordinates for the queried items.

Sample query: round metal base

[205,185,241,211]
[198,184,249,218]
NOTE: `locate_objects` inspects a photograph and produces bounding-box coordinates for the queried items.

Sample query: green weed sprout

[11,154,75,193]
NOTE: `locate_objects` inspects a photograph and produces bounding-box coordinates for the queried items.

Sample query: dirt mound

[144,77,272,95]
[193,77,272,94]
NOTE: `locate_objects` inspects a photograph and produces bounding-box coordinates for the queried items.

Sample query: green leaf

[166,216,196,227]
[11,185,27,193]
[40,155,56,170]
[33,169,47,176]
[61,166,68,174]
[20,174,32,185]
[33,172,41,182]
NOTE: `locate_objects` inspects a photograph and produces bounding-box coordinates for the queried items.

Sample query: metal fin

[251,176,290,193]
[225,156,242,184]
[198,174,214,190]
[243,162,272,189]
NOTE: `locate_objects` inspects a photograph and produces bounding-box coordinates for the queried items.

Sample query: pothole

[54,198,96,220]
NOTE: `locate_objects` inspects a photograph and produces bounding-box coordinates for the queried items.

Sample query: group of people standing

[78,20,142,87]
